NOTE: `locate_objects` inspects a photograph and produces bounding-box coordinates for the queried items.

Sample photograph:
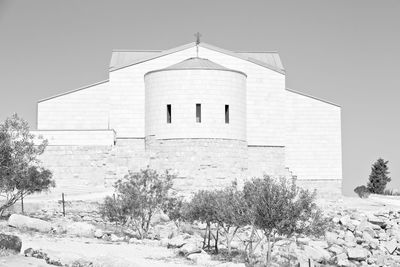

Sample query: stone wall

[295,179,342,198]
[37,138,148,195]
[247,145,286,178]
[146,137,248,194]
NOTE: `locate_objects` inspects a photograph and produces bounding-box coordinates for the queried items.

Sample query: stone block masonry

[35,133,341,197]
[146,136,248,193]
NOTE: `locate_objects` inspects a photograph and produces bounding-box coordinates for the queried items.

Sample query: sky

[0,0,399,196]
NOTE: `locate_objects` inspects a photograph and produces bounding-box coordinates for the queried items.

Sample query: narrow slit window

[225,105,229,124]
[167,104,171,123]
[196,104,201,123]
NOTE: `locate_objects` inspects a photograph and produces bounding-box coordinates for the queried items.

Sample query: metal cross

[194,32,201,57]
[194,32,201,45]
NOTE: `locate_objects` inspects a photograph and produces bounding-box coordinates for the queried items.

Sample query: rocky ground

[1,194,400,266]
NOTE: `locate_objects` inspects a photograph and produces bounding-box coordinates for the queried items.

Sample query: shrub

[184,189,219,250]
[354,185,370,198]
[0,114,54,215]
[100,168,175,239]
[243,176,328,267]
[214,186,248,254]
[367,158,391,194]
[382,189,400,196]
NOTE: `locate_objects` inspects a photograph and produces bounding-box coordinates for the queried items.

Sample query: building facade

[32,42,342,196]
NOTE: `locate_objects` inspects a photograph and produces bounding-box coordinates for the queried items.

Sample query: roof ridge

[285,87,341,107]
[38,79,109,103]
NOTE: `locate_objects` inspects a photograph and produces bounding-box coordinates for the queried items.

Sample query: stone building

[32,41,342,196]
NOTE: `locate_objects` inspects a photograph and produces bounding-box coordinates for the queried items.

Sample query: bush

[184,190,219,250]
[367,158,391,194]
[382,189,400,196]
[243,176,328,266]
[214,186,248,254]
[0,114,54,215]
[100,168,175,239]
[354,185,370,198]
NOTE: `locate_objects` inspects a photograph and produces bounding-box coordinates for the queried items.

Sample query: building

[32,41,342,196]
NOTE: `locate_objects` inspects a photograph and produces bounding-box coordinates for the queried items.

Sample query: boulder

[347,247,370,261]
[65,222,96,237]
[297,237,310,245]
[368,216,387,228]
[309,240,329,249]
[94,229,103,238]
[303,245,331,262]
[340,215,356,231]
[329,244,345,255]
[382,240,398,254]
[0,233,22,253]
[187,250,212,265]
[179,242,202,256]
[336,253,349,267]
[167,234,191,248]
[8,214,52,233]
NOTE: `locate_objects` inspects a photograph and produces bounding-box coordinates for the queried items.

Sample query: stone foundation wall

[146,137,248,194]
[295,179,342,198]
[38,139,148,195]
[247,146,286,178]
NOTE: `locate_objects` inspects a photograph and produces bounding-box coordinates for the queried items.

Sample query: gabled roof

[145,57,247,77]
[109,42,285,75]
[286,88,341,108]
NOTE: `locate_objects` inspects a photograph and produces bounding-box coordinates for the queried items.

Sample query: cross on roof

[194,32,201,45]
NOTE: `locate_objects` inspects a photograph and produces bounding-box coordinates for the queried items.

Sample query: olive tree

[0,114,54,215]
[243,176,328,267]
[100,168,175,239]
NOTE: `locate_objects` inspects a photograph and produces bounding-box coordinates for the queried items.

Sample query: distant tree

[0,114,54,215]
[100,168,174,239]
[243,176,328,267]
[367,158,391,194]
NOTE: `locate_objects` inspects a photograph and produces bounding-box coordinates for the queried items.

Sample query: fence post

[62,193,65,217]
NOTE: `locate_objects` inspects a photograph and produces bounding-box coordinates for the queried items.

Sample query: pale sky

[0,0,399,195]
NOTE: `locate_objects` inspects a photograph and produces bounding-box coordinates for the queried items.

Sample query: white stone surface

[37,81,110,130]
[32,130,116,146]
[145,69,246,140]
[285,90,342,180]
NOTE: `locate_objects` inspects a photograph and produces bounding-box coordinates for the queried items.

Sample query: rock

[297,237,310,245]
[345,230,355,242]
[368,216,387,228]
[329,244,345,255]
[378,232,389,241]
[110,234,123,242]
[167,234,191,248]
[303,245,331,262]
[65,222,96,237]
[94,229,103,238]
[8,214,52,233]
[347,247,370,261]
[0,233,22,253]
[340,215,356,231]
[179,242,202,256]
[187,250,211,265]
[382,240,398,254]
[336,252,350,267]
[309,240,329,249]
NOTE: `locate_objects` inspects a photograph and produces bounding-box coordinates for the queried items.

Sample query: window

[167,104,171,123]
[196,104,201,123]
[225,105,229,124]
